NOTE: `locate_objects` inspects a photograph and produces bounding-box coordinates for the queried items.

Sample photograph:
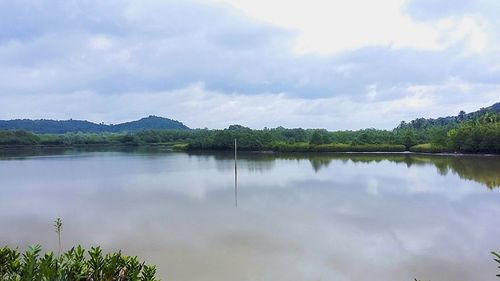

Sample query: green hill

[0,115,189,133]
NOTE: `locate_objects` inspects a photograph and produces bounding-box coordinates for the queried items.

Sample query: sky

[0,0,499,130]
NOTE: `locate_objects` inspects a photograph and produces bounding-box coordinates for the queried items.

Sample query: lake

[1,147,499,281]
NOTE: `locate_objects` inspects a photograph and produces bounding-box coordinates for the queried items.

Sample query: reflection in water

[189,151,500,189]
[0,145,173,159]
[0,148,500,281]
[297,153,500,189]
[234,140,238,208]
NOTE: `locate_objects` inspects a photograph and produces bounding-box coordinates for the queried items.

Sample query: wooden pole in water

[234,138,238,208]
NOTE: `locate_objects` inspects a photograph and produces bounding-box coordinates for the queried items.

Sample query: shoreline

[1,144,499,157]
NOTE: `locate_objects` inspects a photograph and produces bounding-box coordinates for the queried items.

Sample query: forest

[0,104,499,154]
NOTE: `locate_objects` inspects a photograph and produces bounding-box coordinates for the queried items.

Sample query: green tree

[310,130,329,145]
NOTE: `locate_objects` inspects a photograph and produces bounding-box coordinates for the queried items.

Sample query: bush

[313,143,406,152]
[410,143,449,153]
[0,130,40,145]
[172,143,189,150]
[0,245,160,281]
[270,142,406,152]
[493,251,500,278]
[271,142,312,152]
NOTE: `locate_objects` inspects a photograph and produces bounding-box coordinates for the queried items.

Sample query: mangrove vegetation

[0,245,159,281]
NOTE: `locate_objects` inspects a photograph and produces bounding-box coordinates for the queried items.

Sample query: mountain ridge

[0,115,190,134]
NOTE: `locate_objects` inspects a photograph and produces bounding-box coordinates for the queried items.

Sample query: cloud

[0,0,499,128]
[0,81,498,130]
[403,0,475,20]
[209,0,497,56]
[210,0,442,54]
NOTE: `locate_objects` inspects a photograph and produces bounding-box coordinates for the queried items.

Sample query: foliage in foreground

[414,252,500,280]
[0,245,159,281]
[494,251,500,277]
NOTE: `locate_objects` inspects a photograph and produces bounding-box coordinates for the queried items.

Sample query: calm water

[1,148,500,281]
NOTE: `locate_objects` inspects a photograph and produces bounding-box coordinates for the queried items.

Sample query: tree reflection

[285,153,500,189]
[2,148,498,189]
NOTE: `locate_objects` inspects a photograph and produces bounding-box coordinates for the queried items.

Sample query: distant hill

[0,115,190,133]
[490,102,500,111]
[109,116,189,132]
[396,102,500,130]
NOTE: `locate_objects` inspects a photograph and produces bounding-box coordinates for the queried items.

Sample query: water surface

[1,148,499,281]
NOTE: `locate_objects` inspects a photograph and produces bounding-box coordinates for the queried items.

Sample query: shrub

[271,141,312,152]
[493,251,500,278]
[410,143,449,153]
[172,143,189,150]
[0,245,160,281]
[313,144,406,152]
[271,142,406,152]
[0,130,40,146]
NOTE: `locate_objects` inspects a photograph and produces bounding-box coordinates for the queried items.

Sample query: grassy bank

[409,143,450,153]
[170,141,407,152]
[270,142,406,152]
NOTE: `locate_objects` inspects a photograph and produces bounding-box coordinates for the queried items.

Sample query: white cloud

[88,35,114,50]
[437,16,489,54]
[208,0,492,55]
[366,84,378,101]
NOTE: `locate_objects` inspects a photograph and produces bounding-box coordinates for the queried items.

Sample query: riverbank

[268,142,406,152]
[2,142,499,155]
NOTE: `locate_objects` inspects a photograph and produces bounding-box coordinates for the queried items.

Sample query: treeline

[403,111,500,153]
[1,107,499,154]
[0,126,410,152]
[185,125,409,152]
